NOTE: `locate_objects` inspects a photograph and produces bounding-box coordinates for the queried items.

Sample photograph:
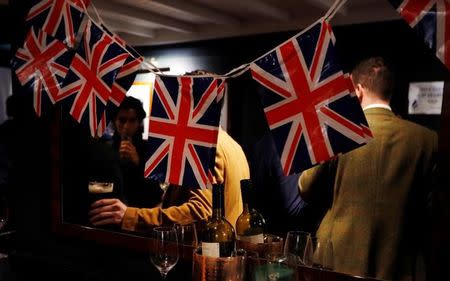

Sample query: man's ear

[354,83,364,102]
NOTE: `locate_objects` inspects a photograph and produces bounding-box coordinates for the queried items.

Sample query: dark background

[2,0,449,280]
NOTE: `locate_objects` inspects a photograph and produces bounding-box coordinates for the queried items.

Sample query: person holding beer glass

[101,96,162,209]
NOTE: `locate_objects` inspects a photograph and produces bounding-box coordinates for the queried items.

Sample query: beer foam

[88,182,114,194]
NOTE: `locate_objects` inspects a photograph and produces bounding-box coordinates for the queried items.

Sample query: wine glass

[174,223,198,247]
[304,236,334,270]
[265,253,294,281]
[150,227,179,280]
[283,231,311,265]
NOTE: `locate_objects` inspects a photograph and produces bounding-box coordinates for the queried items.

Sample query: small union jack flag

[97,28,143,137]
[250,20,372,175]
[58,20,128,137]
[388,0,450,68]
[26,0,90,48]
[11,26,73,117]
[144,75,225,189]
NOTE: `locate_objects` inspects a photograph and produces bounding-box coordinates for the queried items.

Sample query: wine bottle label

[202,242,220,258]
[237,234,264,244]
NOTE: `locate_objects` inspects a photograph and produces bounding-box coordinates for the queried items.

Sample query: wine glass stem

[161,272,168,280]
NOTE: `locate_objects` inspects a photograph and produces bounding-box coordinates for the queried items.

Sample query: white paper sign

[408,81,443,115]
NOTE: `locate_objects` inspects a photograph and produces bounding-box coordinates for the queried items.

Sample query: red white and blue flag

[388,0,450,69]
[11,27,73,117]
[58,20,128,137]
[26,0,90,48]
[250,20,372,175]
[144,75,225,189]
[97,28,143,137]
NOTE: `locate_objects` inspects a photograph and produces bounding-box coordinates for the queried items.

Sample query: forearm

[121,189,212,231]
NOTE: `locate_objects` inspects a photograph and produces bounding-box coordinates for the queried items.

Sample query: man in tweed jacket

[300,57,437,280]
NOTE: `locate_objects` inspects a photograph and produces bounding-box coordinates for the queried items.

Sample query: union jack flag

[11,27,73,117]
[26,0,90,48]
[250,20,372,175]
[388,0,450,68]
[144,75,225,189]
[97,29,143,137]
[58,20,128,137]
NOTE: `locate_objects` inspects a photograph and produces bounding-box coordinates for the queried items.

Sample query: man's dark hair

[114,96,146,122]
[351,57,394,101]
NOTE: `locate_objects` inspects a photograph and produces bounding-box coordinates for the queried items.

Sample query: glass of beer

[88,181,114,206]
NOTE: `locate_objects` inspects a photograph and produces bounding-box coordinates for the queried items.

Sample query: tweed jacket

[300,108,437,280]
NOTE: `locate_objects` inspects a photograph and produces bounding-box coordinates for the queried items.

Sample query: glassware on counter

[150,226,179,280]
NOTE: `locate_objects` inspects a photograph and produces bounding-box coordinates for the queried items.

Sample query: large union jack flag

[250,20,372,175]
[97,28,143,137]
[11,26,73,117]
[388,0,450,69]
[58,20,128,137]
[144,75,225,189]
[26,0,90,47]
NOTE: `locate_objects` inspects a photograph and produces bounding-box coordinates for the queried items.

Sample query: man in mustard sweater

[88,127,249,231]
[300,57,437,280]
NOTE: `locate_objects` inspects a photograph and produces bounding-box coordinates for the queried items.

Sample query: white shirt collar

[363,104,392,111]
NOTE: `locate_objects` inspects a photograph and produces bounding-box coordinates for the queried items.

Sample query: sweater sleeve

[121,188,212,232]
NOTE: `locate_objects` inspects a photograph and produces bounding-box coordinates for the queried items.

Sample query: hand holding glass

[150,227,179,280]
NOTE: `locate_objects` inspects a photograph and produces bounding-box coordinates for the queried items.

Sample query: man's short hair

[115,96,146,122]
[351,57,394,101]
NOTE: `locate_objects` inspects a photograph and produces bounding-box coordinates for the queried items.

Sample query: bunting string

[325,0,348,21]
[12,0,376,189]
[80,0,347,78]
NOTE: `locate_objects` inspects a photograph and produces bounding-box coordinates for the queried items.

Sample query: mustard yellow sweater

[121,128,249,231]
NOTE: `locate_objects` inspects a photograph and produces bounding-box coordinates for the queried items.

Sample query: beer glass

[88,181,114,206]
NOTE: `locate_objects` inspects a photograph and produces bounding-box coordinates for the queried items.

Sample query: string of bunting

[11,0,443,189]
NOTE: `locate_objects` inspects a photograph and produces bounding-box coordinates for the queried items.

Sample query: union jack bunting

[388,0,450,69]
[97,28,143,137]
[11,27,73,117]
[144,75,225,189]
[250,20,372,175]
[26,0,90,47]
[58,20,128,137]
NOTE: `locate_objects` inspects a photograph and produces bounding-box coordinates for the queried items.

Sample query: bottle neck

[242,188,252,212]
[243,203,250,213]
[212,208,222,219]
[212,184,224,219]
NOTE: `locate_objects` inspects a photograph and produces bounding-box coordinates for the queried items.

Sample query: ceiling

[0,0,400,47]
[88,0,400,46]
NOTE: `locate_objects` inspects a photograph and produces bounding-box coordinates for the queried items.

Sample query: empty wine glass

[283,231,311,265]
[174,223,198,247]
[150,227,179,280]
[304,236,334,270]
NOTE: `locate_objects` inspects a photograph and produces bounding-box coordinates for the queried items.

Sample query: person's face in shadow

[114,108,140,138]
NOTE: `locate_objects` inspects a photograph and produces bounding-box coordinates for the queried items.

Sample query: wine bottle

[202,183,236,257]
[235,179,266,243]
